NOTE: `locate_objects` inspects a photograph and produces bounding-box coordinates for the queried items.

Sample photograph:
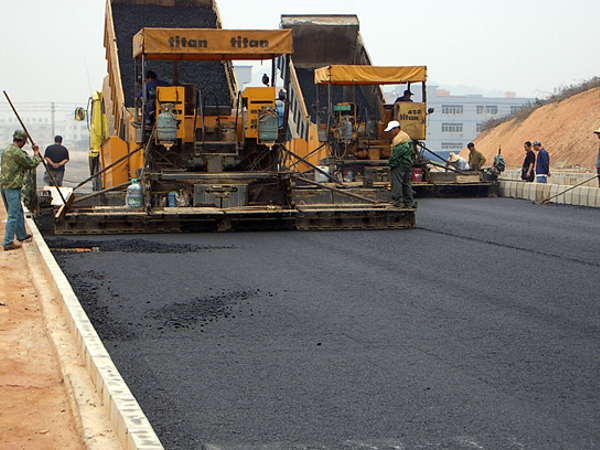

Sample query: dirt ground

[0,207,84,450]
[465,86,600,171]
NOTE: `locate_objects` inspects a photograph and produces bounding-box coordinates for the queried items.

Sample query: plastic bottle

[126,179,143,208]
[168,191,176,207]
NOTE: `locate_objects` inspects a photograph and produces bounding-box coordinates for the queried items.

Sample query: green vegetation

[481,77,600,131]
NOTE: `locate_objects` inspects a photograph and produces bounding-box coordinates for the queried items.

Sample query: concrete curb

[24,216,164,450]
[499,179,600,207]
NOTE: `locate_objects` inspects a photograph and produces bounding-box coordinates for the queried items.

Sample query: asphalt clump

[147,290,260,332]
[47,237,233,254]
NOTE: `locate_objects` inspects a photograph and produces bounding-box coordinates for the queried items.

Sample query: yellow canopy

[132,28,293,61]
[314,65,427,85]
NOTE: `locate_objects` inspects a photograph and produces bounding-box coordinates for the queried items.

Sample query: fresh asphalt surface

[49,197,600,450]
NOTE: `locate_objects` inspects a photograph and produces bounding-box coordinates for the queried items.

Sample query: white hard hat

[384,120,400,132]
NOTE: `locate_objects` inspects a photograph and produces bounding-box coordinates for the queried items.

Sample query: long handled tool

[279,144,343,185]
[537,174,599,204]
[3,90,68,207]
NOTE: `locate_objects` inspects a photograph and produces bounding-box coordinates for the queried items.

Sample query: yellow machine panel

[242,87,276,139]
[394,102,427,141]
[100,136,130,188]
[89,91,107,158]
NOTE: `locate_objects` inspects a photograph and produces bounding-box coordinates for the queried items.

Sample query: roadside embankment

[0,208,86,450]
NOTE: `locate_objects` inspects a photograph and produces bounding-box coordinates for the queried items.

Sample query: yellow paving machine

[279,14,499,198]
[34,0,414,234]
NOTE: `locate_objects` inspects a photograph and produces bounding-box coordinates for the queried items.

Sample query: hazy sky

[1,0,598,107]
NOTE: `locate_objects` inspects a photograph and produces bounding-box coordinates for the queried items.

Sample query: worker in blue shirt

[533,140,550,183]
[137,70,170,125]
[395,89,414,103]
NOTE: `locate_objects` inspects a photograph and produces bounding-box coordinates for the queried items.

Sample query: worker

[137,70,170,125]
[1,130,41,251]
[521,141,535,182]
[594,128,600,187]
[43,135,69,186]
[533,140,550,183]
[0,144,5,211]
[467,142,486,170]
[395,89,414,103]
[446,152,470,171]
[276,89,286,128]
[385,120,415,208]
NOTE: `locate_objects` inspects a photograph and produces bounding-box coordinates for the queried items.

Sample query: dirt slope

[0,211,84,450]
[462,87,600,170]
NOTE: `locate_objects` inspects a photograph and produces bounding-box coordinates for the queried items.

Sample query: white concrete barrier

[499,174,600,207]
[524,183,535,202]
[503,170,599,187]
[593,189,600,207]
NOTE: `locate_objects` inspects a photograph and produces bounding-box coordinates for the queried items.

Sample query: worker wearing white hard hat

[446,152,470,171]
[385,120,415,208]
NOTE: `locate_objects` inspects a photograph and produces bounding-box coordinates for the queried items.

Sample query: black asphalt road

[49,198,600,450]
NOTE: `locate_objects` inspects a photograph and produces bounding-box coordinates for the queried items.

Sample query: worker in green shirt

[1,130,41,251]
[385,120,415,208]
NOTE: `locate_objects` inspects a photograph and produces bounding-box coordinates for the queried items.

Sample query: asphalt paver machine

[34,1,414,233]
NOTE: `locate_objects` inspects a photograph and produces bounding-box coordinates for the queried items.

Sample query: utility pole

[51,102,55,136]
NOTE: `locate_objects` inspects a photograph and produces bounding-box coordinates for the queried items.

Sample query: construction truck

[34,0,414,234]
[279,15,498,198]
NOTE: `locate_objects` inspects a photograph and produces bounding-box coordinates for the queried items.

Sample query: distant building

[0,109,88,150]
[385,86,534,161]
[424,86,533,161]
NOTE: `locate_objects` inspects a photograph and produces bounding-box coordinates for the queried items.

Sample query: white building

[423,86,533,161]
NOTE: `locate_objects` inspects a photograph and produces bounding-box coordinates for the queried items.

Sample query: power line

[0,103,81,111]
[0,101,83,115]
